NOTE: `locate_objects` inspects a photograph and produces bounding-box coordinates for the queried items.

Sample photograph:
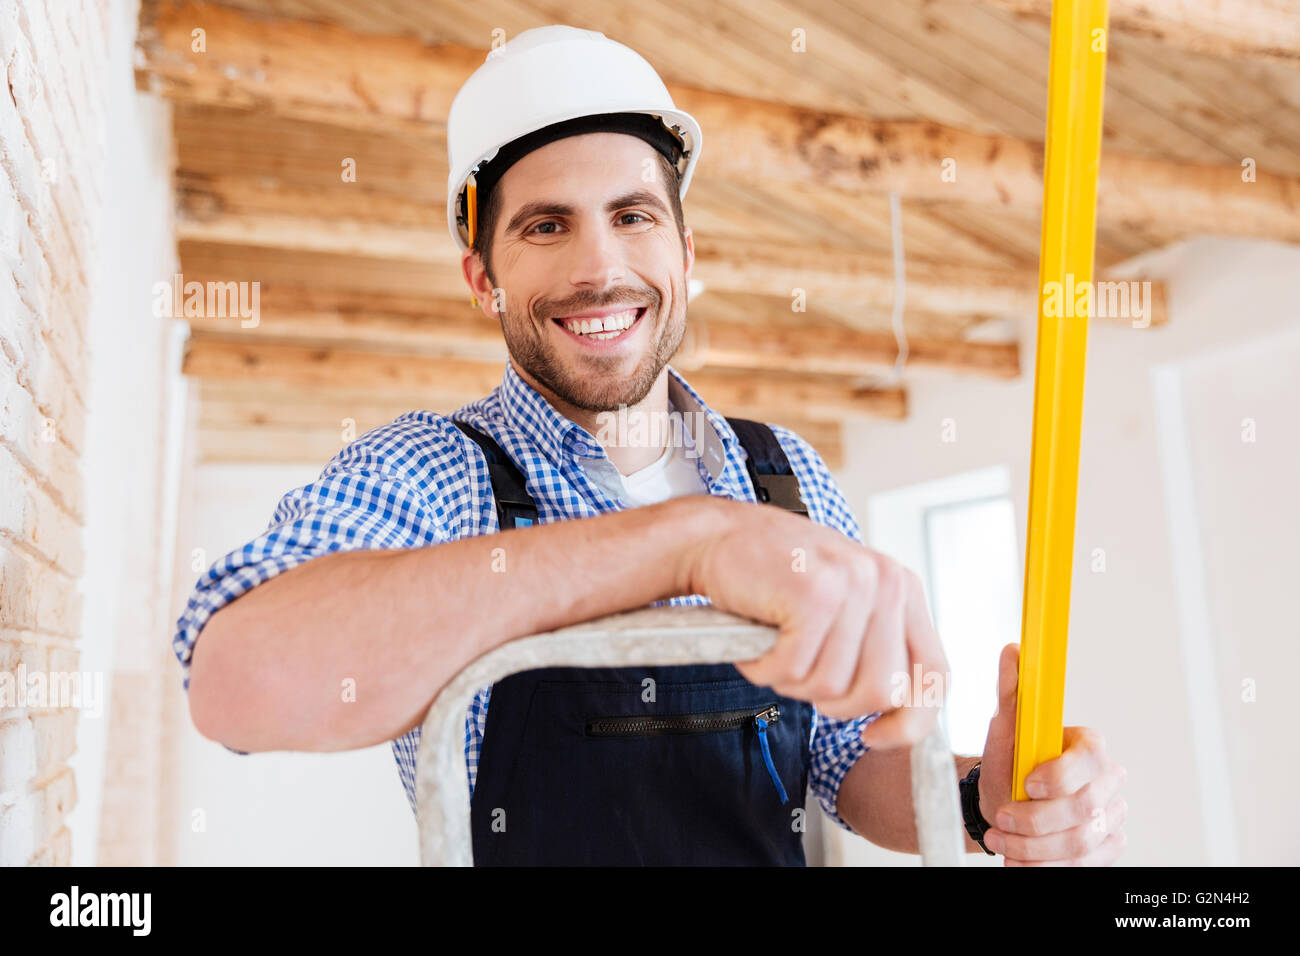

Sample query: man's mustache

[538,292,660,320]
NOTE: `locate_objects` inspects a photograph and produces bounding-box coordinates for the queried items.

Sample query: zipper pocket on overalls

[585,703,789,804]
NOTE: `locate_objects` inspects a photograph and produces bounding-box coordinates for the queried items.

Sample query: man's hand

[976,643,1128,865]
[683,498,948,746]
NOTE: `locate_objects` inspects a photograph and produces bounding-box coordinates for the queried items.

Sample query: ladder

[415,604,965,866]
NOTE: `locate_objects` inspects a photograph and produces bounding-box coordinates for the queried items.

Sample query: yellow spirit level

[1014,0,1110,802]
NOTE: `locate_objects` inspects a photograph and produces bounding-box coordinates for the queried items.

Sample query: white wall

[169,463,418,865]
[828,237,1300,866]
[68,0,179,866]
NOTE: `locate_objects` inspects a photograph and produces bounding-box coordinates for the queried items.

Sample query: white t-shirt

[615,438,708,507]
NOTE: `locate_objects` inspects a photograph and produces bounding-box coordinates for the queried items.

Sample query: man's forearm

[836,746,992,854]
[188,495,730,753]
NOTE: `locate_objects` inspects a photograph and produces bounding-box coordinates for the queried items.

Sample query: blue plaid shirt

[172,362,878,831]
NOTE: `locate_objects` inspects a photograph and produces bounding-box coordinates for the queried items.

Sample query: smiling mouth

[552,306,647,342]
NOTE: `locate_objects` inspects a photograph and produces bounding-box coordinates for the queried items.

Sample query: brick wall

[0,0,112,866]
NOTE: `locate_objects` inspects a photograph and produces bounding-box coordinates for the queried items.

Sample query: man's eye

[528,214,648,234]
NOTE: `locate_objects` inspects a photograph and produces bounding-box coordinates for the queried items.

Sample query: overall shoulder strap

[725,418,809,518]
[453,420,540,530]
[455,416,808,526]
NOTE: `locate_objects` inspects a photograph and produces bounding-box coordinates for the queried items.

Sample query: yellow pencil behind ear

[467,176,479,308]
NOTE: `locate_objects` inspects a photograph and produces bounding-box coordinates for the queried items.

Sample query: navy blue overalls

[453,418,814,866]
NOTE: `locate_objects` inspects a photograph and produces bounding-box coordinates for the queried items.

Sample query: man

[174,25,1127,865]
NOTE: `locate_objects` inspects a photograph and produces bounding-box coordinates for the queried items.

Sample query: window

[867,467,1021,754]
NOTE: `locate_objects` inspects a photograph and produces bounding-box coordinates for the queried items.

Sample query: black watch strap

[959,762,997,856]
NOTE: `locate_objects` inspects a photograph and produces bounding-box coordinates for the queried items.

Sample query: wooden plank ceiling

[135,0,1300,468]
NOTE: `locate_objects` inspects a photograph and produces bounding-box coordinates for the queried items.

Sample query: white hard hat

[446,25,703,253]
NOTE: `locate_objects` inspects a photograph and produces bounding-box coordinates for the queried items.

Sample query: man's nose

[566,222,626,291]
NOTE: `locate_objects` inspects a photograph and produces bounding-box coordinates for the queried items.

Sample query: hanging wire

[886,189,910,383]
[854,190,910,390]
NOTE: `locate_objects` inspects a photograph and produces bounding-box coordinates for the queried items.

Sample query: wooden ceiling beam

[978,0,1300,63]
[136,0,477,134]
[691,237,1166,325]
[181,337,907,421]
[182,284,1024,379]
[196,421,845,471]
[194,380,846,470]
[174,180,1168,324]
[138,0,1300,241]
[195,424,359,466]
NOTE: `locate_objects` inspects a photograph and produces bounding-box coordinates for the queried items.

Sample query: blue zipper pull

[754,706,789,804]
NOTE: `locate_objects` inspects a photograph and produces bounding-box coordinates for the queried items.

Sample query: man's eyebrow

[503,190,671,237]
[504,201,575,238]
[608,190,671,219]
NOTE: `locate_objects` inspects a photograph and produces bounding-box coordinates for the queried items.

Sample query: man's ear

[461,248,497,316]
[682,225,695,279]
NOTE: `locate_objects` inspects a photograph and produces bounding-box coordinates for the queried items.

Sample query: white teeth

[560,308,640,338]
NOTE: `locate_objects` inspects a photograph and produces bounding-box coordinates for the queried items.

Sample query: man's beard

[499,297,686,413]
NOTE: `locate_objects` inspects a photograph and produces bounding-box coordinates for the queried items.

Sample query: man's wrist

[669,496,739,596]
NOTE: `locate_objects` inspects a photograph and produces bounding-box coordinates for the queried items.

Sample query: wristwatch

[959,762,996,856]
